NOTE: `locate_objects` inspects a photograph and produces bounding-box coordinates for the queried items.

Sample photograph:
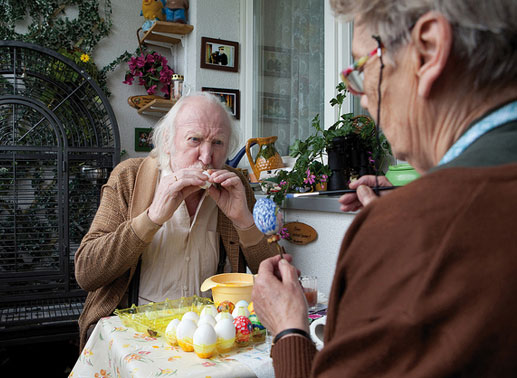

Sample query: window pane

[253,0,324,155]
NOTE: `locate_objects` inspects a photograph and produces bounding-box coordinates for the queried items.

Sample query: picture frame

[200,37,239,72]
[202,87,240,120]
[261,92,290,123]
[262,46,291,78]
[134,127,153,152]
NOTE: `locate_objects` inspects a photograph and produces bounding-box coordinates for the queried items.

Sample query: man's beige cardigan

[75,157,275,350]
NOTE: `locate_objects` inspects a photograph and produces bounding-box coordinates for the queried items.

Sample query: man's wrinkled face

[169,97,231,172]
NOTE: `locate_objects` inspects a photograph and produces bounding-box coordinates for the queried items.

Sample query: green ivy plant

[267,82,391,206]
[0,0,134,96]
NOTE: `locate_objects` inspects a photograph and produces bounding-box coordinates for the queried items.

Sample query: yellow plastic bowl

[201,273,254,305]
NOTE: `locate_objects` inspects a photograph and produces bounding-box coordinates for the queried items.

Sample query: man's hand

[207,169,254,229]
[147,168,208,225]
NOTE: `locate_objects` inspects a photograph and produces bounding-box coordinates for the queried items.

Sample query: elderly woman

[75,92,276,350]
[252,0,517,377]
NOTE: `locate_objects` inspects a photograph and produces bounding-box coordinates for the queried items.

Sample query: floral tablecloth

[69,315,274,378]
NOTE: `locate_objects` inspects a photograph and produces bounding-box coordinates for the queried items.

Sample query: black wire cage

[0,41,120,345]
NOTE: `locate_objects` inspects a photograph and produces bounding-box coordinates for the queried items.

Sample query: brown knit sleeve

[271,334,318,378]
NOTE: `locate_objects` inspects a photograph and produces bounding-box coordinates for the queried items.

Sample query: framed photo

[261,93,290,123]
[263,46,291,78]
[134,128,153,152]
[200,37,239,72]
[202,87,240,119]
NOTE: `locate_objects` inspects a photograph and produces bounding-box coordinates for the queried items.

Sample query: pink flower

[304,169,316,185]
[279,227,290,240]
[123,51,175,98]
[147,84,158,95]
[320,174,328,183]
[279,180,287,187]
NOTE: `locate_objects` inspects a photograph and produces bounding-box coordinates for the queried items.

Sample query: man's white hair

[150,91,240,170]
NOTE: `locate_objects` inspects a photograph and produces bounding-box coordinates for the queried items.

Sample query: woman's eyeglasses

[340,44,384,96]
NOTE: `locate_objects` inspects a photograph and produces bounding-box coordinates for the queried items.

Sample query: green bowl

[385,163,421,186]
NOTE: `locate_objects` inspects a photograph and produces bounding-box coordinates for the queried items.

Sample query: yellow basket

[200,273,254,305]
[114,295,213,336]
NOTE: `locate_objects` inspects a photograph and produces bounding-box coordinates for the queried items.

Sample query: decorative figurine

[141,0,165,31]
[164,0,189,24]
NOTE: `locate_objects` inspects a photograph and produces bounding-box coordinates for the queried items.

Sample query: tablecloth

[69,315,274,378]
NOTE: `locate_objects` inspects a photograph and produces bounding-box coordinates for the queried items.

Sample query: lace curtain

[255,0,324,155]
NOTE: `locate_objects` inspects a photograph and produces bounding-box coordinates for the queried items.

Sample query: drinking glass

[299,275,318,310]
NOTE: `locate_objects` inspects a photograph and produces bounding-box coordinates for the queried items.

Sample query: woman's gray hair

[330,0,517,89]
[150,91,241,170]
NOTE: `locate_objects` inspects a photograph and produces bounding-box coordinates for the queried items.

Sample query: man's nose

[199,143,213,165]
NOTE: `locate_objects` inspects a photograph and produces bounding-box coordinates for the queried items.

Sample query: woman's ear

[411,12,453,98]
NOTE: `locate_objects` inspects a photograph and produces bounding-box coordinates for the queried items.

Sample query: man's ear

[411,12,453,98]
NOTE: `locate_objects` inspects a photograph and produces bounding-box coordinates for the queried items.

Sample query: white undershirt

[138,170,221,304]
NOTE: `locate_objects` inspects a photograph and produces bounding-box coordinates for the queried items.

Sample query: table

[69,315,274,378]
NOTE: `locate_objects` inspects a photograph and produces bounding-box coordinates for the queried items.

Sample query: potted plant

[266,82,391,206]
[123,50,175,98]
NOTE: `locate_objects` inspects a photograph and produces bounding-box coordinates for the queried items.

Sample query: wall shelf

[137,21,194,48]
[137,97,178,115]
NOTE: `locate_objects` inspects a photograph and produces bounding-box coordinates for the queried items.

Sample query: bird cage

[0,41,120,345]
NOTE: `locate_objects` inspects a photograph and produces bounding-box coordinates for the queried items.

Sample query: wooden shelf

[138,21,194,47]
[137,98,178,115]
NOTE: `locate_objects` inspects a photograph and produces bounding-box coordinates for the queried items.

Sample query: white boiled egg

[164,318,180,345]
[182,311,200,325]
[176,319,197,352]
[235,300,249,309]
[200,304,218,318]
[214,318,236,353]
[200,170,212,189]
[215,311,233,323]
[198,313,216,327]
[193,323,217,358]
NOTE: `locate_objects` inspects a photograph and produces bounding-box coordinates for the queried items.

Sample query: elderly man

[252,0,517,377]
[75,92,276,350]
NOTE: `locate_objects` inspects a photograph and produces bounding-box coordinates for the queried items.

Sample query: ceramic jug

[245,136,284,181]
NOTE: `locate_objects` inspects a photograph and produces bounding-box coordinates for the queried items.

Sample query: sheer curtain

[254,0,324,155]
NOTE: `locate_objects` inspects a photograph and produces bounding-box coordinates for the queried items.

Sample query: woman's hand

[147,168,208,225]
[338,175,393,212]
[252,254,309,336]
[207,169,254,229]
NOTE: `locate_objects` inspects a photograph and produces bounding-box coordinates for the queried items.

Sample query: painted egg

[217,300,235,314]
[182,311,200,325]
[232,306,250,319]
[249,313,266,342]
[193,323,217,359]
[164,318,180,345]
[215,311,233,323]
[253,198,283,235]
[176,319,197,352]
[233,316,252,347]
[248,301,255,314]
[200,305,218,318]
[198,313,216,327]
[214,317,236,353]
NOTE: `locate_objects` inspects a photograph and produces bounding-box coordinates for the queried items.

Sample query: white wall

[93,0,243,159]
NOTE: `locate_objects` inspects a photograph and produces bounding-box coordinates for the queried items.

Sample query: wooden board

[284,222,317,245]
